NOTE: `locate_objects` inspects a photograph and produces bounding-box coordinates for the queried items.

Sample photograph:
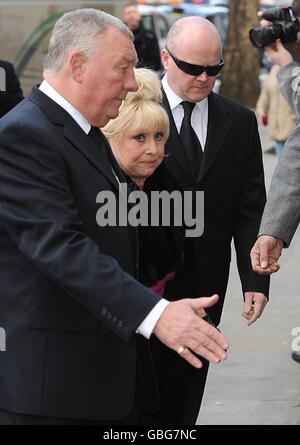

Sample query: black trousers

[0,337,159,426]
[150,336,209,425]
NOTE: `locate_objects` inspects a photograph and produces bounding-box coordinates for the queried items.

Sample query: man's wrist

[258,234,284,247]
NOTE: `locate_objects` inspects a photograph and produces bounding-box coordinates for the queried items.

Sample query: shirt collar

[162,74,208,112]
[39,80,91,134]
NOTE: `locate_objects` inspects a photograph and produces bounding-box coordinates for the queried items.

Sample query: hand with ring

[153,294,228,369]
[177,346,186,356]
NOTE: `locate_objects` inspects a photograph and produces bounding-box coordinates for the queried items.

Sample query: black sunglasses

[165,46,224,77]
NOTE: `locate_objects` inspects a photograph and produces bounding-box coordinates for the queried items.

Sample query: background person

[251,1,300,281]
[102,68,181,298]
[251,0,300,365]
[256,63,296,158]
[122,3,162,72]
[0,59,24,118]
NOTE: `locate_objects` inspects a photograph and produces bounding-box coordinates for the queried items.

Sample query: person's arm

[259,123,300,246]
[251,120,300,274]
[276,57,300,116]
[256,73,271,125]
[145,32,162,72]
[260,34,300,115]
[151,34,162,72]
[0,62,24,114]
[233,112,270,320]
[0,121,228,366]
[0,122,161,342]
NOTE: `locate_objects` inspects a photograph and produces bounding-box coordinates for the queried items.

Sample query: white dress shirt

[39,80,169,339]
[162,75,208,149]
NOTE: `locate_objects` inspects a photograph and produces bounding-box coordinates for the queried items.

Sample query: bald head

[162,16,223,103]
[167,17,222,57]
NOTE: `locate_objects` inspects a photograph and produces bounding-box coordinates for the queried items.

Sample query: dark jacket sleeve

[147,32,162,72]
[139,165,183,287]
[233,111,270,297]
[0,122,161,341]
[0,61,24,117]
[277,61,300,117]
[134,28,162,72]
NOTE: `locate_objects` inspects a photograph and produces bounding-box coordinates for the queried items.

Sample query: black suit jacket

[0,60,24,118]
[0,86,161,420]
[163,91,270,325]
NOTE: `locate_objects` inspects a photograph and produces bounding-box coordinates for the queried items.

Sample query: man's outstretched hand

[153,294,228,369]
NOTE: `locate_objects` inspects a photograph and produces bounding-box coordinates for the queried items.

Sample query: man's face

[80,27,138,127]
[162,41,222,102]
[123,5,141,31]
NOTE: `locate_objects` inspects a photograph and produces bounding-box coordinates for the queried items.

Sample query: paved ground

[197,121,300,425]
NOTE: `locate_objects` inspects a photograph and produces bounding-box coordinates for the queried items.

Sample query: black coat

[163,91,270,326]
[133,25,162,72]
[0,86,161,421]
[138,164,183,287]
[0,60,24,118]
[150,89,271,425]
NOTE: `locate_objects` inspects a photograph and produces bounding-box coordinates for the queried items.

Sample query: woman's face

[110,127,166,185]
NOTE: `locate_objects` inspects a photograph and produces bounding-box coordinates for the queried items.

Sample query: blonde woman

[103,68,182,295]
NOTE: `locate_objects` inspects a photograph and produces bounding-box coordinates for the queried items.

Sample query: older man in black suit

[0,59,24,117]
[150,16,270,425]
[0,9,228,425]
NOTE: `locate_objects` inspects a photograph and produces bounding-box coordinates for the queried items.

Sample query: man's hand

[251,235,284,275]
[258,112,268,126]
[153,294,228,369]
[242,292,268,326]
[257,13,294,67]
[265,39,293,68]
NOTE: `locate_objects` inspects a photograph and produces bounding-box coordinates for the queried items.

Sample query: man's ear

[161,48,170,71]
[68,50,87,82]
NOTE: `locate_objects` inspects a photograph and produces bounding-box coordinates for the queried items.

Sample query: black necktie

[180,101,203,178]
[88,125,103,144]
[88,126,126,183]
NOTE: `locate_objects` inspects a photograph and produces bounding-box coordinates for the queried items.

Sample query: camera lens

[249,24,282,48]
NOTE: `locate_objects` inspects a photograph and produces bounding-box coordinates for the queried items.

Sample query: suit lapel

[196,93,231,184]
[62,120,121,190]
[28,86,120,191]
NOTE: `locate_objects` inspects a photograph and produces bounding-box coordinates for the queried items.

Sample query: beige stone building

[0,1,127,93]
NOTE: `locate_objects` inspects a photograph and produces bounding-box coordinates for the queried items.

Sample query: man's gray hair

[44,8,133,74]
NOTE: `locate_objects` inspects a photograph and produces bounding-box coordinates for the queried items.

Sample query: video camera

[249,6,299,49]
[249,6,300,62]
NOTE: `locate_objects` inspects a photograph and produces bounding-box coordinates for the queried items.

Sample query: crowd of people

[0,1,299,425]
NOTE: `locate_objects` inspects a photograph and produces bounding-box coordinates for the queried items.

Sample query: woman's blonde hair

[102,68,169,142]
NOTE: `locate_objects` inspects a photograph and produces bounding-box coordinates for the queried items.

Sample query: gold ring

[177,346,186,355]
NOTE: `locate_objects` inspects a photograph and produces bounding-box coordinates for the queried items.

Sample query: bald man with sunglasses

[150,17,270,424]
